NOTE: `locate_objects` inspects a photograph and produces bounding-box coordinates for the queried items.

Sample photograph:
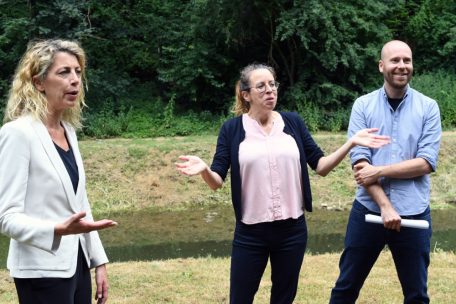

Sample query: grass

[79,131,456,214]
[1,251,455,303]
[1,132,456,303]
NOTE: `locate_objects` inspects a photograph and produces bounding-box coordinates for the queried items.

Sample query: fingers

[69,211,87,223]
[384,218,401,232]
[102,283,109,303]
[175,155,190,161]
[373,135,390,139]
[95,265,109,304]
[95,286,108,304]
[95,284,102,302]
[176,155,197,172]
[95,285,107,304]
[353,162,367,171]
[365,128,379,133]
[89,219,118,231]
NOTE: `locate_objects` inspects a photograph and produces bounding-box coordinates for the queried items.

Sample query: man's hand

[380,205,402,232]
[354,162,382,186]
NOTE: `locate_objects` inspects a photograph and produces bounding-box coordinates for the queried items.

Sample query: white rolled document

[365,214,429,229]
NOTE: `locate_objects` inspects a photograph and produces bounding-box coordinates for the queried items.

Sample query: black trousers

[230,215,307,304]
[14,244,92,304]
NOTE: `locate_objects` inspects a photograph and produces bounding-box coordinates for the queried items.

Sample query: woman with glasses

[176,63,389,303]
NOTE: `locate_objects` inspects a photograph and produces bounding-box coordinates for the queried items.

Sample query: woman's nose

[69,70,81,84]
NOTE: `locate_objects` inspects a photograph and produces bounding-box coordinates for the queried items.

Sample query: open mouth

[394,74,408,79]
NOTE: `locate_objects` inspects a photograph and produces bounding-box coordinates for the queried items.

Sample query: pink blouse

[239,113,303,224]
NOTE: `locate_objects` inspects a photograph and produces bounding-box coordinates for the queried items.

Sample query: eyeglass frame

[241,81,280,94]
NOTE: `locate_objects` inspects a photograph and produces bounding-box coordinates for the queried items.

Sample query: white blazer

[0,115,108,278]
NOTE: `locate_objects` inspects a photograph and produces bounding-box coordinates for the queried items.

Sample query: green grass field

[78,131,456,215]
[1,132,455,303]
[1,251,455,303]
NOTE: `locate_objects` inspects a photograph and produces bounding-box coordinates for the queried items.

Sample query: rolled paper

[365,214,429,229]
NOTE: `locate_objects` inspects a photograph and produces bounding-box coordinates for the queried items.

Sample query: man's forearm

[364,182,393,210]
[377,158,432,179]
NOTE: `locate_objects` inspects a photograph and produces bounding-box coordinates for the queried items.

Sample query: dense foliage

[1,0,455,136]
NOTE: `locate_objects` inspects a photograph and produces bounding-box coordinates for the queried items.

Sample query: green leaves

[0,0,455,131]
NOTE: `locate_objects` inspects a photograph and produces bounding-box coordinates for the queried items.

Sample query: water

[1,207,456,267]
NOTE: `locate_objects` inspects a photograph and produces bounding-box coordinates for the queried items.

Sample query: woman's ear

[241,90,250,102]
[32,75,45,92]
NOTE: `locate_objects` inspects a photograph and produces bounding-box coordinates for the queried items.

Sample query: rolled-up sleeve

[348,98,372,166]
[416,100,441,171]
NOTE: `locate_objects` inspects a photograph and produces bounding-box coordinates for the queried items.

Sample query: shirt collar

[381,85,411,102]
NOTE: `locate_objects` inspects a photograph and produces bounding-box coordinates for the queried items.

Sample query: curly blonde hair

[3,39,87,128]
[232,63,276,116]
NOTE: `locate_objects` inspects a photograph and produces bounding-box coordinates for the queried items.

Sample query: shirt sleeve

[348,98,372,165]
[416,100,441,171]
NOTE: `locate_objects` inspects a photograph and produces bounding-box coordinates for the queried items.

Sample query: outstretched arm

[315,128,390,176]
[176,155,223,190]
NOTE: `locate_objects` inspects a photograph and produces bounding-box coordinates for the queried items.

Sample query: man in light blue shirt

[330,40,441,303]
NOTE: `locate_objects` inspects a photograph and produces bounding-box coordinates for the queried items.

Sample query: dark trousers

[230,215,307,304]
[14,244,92,304]
[330,200,432,304]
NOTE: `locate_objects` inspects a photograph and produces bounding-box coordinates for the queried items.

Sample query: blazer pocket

[16,237,77,271]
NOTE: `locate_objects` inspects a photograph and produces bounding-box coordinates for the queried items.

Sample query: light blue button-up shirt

[348,86,441,215]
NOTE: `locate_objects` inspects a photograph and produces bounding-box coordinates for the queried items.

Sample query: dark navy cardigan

[210,111,324,221]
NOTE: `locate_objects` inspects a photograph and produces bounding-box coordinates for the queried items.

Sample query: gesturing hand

[351,128,390,148]
[54,212,118,236]
[175,155,208,176]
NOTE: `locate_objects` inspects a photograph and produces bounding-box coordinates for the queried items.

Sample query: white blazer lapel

[30,117,79,212]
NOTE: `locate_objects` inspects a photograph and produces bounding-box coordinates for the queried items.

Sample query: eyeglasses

[245,81,280,94]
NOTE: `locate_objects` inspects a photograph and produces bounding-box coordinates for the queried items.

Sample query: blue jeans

[330,200,432,304]
[230,215,307,304]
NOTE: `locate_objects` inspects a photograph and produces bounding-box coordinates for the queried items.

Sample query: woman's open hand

[54,212,118,236]
[351,128,390,148]
[175,155,208,176]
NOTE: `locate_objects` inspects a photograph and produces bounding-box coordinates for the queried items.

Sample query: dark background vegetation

[1,0,455,137]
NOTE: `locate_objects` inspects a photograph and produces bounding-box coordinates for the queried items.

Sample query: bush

[82,109,128,138]
[80,96,223,138]
[411,71,456,130]
[78,69,456,139]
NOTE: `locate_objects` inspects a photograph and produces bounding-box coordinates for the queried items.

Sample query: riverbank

[1,251,455,303]
[1,133,455,302]
[80,131,456,215]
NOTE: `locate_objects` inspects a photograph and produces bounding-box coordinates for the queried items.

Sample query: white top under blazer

[0,115,108,278]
